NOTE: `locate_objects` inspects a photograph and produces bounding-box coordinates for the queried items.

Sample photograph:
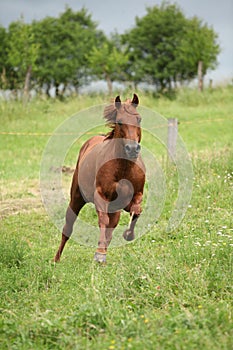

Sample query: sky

[0,0,232,83]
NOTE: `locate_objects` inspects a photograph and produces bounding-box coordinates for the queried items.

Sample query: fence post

[167,118,178,162]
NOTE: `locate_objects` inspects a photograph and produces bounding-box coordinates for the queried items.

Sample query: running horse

[54,94,145,263]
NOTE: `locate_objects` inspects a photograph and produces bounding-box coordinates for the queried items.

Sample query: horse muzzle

[124,142,141,159]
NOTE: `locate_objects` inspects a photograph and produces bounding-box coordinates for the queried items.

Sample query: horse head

[104,94,142,160]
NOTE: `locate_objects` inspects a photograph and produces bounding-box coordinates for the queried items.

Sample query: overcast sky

[0,0,232,83]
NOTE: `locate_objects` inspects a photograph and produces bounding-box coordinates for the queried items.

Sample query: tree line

[0,3,220,99]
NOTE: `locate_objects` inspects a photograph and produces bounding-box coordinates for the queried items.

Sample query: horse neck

[118,158,136,176]
[111,138,137,172]
[109,135,125,158]
[103,133,139,171]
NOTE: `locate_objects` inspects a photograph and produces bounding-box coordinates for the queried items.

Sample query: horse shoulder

[77,135,105,166]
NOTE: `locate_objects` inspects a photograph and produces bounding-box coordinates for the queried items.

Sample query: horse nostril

[125,144,131,152]
[124,143,141,155]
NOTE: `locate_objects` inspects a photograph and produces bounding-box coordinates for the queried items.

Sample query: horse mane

[103,102,118,139]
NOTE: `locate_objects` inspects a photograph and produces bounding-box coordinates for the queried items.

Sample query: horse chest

[99,160,144,200]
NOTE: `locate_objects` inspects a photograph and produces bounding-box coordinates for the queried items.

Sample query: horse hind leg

[54,184,86,262]
[53,206,77,262]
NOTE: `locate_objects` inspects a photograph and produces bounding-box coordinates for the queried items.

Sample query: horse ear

[115,95,121,109]
[132,93,139,107]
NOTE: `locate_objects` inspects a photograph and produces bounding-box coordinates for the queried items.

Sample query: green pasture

[0,87,233,349]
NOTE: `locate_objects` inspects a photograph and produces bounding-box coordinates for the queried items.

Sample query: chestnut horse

[54,94,145,263]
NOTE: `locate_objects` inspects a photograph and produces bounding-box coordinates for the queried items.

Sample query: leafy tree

[7,17,39,100]
[175,16,220,83]
[0,26,9,89]
[32,7,104,97]
[123,3,220,91]
[87,37,129,95]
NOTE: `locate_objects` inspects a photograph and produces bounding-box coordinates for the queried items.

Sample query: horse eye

[117,120,122,126]
[137,117,141,124]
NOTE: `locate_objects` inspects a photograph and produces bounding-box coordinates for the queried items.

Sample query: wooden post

[198,60,203,92]
[167,118,178,162]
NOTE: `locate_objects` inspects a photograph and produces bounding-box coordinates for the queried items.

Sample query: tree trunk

[1,67,7,89]
[168,78,172,91]
[209,79,213,89]
[60,83,67,100]
[106,74,113,95]
[159,78,166,92]
[198,60,203,92]
[55,82,60,98]
[23,65,32,104]
[46,83,51,98]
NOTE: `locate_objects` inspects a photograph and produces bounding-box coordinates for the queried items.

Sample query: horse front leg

[94,210,109,263]
[94,211,121,263]
[123,213,139,241]
[123,192,143,241]
[94,188,113,263]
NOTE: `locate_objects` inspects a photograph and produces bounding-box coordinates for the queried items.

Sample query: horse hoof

[94,252,107,263]
[53,255,60,263]
[123,229,135,241]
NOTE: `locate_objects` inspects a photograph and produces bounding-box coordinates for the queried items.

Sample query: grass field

[0,86,233,349]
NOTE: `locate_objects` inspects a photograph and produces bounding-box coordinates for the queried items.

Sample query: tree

[123,3,220,91]
[175,16,220,85]
[87,37,129,95]
[0,26,9,89]
[32,7,104,97]
[7,17,39,101]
